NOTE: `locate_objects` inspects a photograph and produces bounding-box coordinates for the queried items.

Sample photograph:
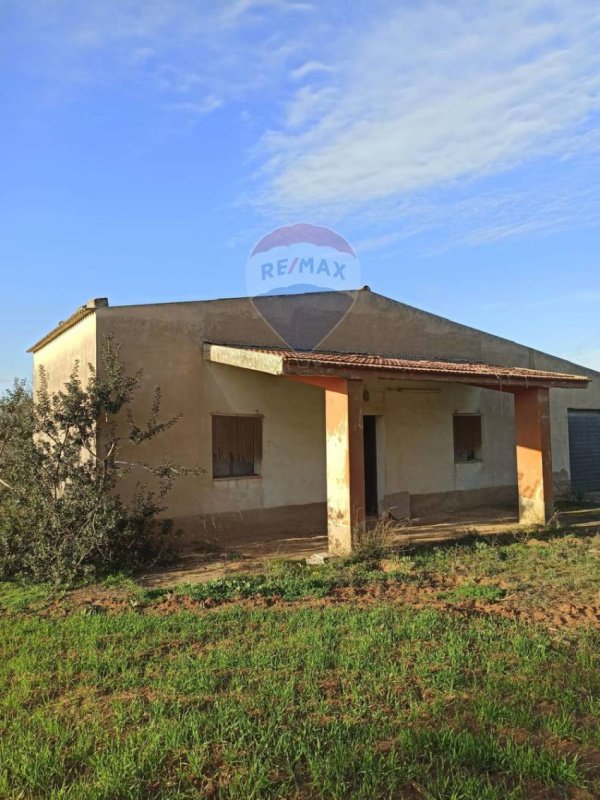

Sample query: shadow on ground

[140,504,600,586]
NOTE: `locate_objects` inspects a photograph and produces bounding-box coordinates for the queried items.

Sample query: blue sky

[1,0,600,390]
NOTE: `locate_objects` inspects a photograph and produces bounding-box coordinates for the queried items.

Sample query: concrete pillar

[513,387,553,524]
[324,378,365,554]
[286,375,365,553]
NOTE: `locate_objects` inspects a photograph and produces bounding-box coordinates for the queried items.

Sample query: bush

[0,339,201,585]
[346,516,408,565]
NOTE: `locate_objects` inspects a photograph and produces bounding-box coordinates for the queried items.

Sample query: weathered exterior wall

[548,384,600,497]
[32,313,97,394]
[93,301,326,543]
[320,290,600,502]
[28,288,600,545]
[369,380,518,517]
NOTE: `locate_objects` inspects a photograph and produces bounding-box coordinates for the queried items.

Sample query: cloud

[284,86,337,129]
[257,1,600,225]
[128,47,156,66]
[6,0,600,253]
[348,157,600,256]
[290,60,333,80]
[427,173,600,252]
[167,97,223,116]
[7,0,317,107]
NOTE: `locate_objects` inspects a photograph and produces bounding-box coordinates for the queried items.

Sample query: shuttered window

[212,415,262,478]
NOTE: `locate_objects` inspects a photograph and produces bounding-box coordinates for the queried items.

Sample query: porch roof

[203,343,590,390]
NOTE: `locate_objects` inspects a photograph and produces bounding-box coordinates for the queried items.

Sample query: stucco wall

[29,289,600,543]
[92,302,326,541]
[93,294,528,537]
[376,381,517,497]
[321,290,600,500]
[32,313,97,394]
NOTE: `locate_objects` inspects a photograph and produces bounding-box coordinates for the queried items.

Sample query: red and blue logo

[246,223,361,297]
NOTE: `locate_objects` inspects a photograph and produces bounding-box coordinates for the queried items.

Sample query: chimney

[85,298,109,309]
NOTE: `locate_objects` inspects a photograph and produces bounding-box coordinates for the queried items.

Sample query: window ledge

[212,475,262,482]
[454,459,484,465]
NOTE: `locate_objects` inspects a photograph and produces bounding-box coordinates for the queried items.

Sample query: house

[28,288,600,554]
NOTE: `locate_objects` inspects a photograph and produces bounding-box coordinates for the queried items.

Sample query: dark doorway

[363,415,378,516]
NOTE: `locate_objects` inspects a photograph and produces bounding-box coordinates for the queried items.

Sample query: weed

[102,572,138,589]
[440,583,507,603]
[347,516,408,564]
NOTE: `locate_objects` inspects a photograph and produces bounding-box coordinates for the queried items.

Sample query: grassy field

[1,529,600,799]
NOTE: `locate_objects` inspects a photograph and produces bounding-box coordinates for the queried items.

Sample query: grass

[3,526,597,615]
[437,583,507,603]
[1,528,600,799]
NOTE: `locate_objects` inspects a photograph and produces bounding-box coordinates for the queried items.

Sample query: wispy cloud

[7,0,316,110]
[284,86,337,129]
[167,97,223,116]
[254,1,600,247]
[290,60,333,80]
[350,159,600,256]
[6,0,600,253]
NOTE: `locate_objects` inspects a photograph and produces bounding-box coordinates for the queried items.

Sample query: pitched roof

[204,343,590,389]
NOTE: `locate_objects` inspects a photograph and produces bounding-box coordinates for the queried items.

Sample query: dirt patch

[29,575,600,632]
[499,601,600,630]
[140,553,270,587]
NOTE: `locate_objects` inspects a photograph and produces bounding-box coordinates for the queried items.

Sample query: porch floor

[141,504,600,586]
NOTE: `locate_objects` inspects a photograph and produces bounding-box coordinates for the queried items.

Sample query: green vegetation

[1,602,599,799]
[438,582,506,603]
[0,339,201,585]
[1,531,600,799]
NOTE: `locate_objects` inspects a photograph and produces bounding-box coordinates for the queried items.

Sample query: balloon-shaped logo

[245,223,361,350]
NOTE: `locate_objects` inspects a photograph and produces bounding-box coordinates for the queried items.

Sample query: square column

[324,378,365,554]
[513,387,553,524]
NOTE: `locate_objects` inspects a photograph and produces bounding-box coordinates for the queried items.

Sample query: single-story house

[28,288,600,554]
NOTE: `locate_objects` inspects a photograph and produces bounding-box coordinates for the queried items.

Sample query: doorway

[363,415,379,516]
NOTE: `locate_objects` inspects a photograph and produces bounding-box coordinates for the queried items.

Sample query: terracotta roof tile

[211,344,589,389]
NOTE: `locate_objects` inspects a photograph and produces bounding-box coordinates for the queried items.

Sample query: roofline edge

[27,298,109,354]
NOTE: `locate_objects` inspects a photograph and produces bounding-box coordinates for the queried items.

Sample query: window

[453,414,483,462]
[212,415,262,478]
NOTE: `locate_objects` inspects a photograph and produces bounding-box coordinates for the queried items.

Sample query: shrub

[347,516,409,565]
[0,338,202,585]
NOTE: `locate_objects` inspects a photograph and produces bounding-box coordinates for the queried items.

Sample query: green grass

[1,530,600,799]
[438,583,506,603]
[1,606,599,799]
[0,580,58,612]
[2,528,599,614]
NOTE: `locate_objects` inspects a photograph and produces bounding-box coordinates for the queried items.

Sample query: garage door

[568,410,600,493]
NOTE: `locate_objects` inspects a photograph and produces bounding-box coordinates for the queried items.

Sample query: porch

[141,503,600,586]
[204,343,589,555]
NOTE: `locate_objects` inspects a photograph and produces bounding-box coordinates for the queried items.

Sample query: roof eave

[203,343,285,375]
[281,363,590,390]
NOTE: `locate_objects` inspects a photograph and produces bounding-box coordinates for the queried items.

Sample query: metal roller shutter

[568,410,600,493]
